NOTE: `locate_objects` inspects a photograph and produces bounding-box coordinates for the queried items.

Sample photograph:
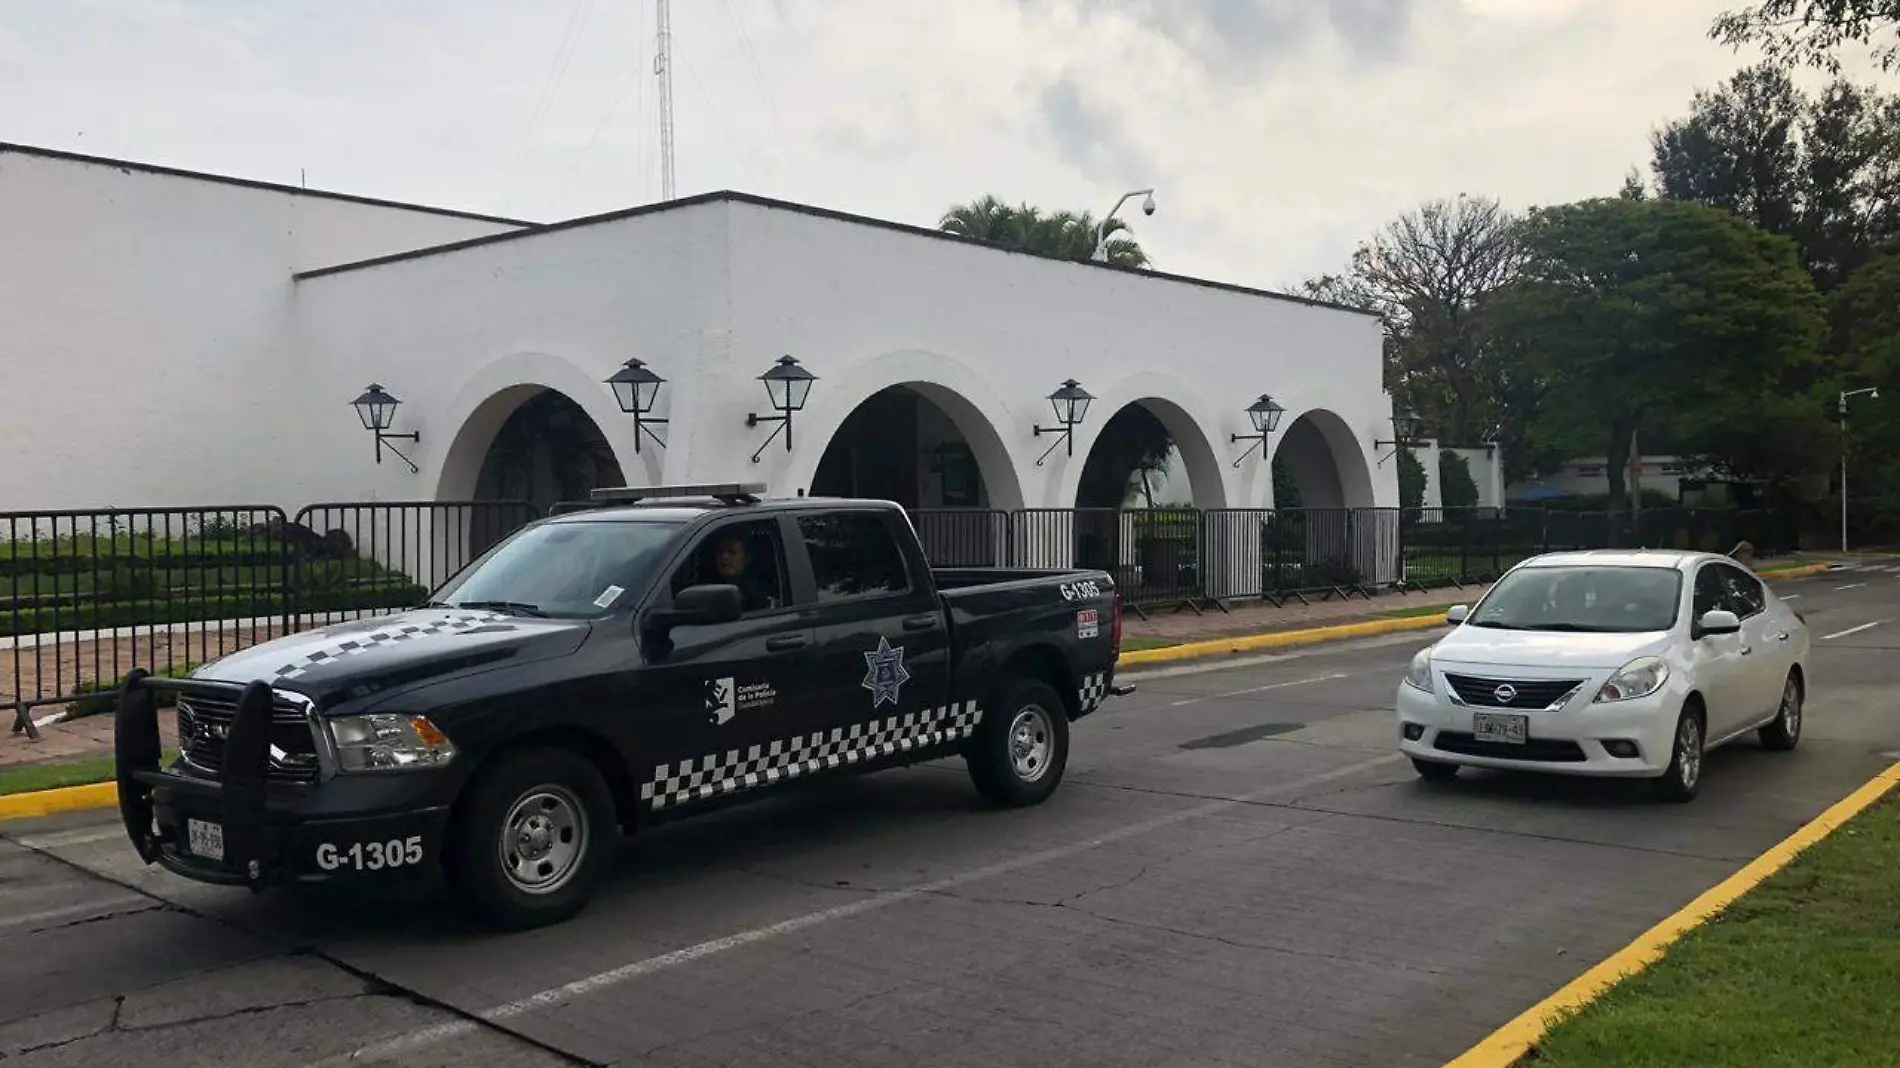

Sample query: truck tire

[966,676,1070,807]
[445,745,617,930]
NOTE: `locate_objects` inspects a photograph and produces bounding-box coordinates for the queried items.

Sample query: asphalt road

[5,560,1900,1068]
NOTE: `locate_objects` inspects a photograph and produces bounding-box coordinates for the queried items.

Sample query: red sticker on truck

[1077,608,1100,640]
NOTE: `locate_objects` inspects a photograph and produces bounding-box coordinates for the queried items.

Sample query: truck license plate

[186,818,225,861]
[1472,712,1528,745]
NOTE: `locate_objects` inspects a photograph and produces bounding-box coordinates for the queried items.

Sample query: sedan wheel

[1758,673,1803,752]
[1650,709,1704,803]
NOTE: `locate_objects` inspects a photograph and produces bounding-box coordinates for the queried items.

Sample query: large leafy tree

[1494,197,1828,507]
[1711,0,1900,73]
[1832,240,1900,487]
[1649,63,1900,293]
[938,194,1152,268]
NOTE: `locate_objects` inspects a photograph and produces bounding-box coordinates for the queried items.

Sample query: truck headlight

[1594,657,1669,704]
[327,713,456,771]
[1403,648,1434,692]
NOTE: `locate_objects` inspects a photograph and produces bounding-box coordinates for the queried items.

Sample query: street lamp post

[1840,386,1880,553]
[1092,188,1156,262]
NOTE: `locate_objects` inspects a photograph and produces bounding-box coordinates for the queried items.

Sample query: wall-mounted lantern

[1374,408,1424,467]
[350,383,420,473]
[606,357,668,453]
[1230,393,1285,469]
[1034,378,1095,466]
[745,355,817,462]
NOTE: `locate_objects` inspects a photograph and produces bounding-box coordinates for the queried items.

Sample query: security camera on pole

[1092,187,1156,262]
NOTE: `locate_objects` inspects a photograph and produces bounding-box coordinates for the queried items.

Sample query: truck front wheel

[445,745,617,930]
[966,677,1070,807]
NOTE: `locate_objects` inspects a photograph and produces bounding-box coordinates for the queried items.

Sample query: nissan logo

[1493,684,1518,704]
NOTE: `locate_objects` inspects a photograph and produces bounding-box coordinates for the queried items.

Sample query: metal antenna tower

[655,0,675,200]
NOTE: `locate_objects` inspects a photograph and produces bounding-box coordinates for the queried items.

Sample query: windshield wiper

[433,600,548,618]
[1467,620,1523,629]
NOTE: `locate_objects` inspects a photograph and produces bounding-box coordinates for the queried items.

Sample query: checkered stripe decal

[1078,672,1108,714]
[271,612,511,680]
[640,701,984,810]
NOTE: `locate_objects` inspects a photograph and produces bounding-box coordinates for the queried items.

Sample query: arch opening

[1074,398,1225,511]
[468,388,625,513]
[1270,408,1374,511]
[808,382,1021,565]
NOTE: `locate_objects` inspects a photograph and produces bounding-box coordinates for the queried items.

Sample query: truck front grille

[175,693,322,784]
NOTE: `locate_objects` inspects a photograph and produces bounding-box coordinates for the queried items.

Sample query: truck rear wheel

[966,677,1069,807]
[445,745,617,930]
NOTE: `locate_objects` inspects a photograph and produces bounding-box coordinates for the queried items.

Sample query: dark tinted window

[1718,564,1765,617]
[1693,565,1725,617]
[797,512,911,601]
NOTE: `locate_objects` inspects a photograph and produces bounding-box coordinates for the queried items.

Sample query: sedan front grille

[1443,673,1584,710]
[176,693,322,784]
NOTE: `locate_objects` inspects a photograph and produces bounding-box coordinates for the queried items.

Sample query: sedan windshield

[1466,565,1682,633]
[428,519,683,619]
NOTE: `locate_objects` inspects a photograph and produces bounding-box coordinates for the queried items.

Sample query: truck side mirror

[653,584,743,630]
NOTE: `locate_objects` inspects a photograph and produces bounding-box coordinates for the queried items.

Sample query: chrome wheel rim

[1678,717,1702,790]
[1781,679,1802,738]
[499,785,588,895]
[1007,705,1055,783]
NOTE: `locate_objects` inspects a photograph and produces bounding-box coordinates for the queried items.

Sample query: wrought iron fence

[4,498,1804,733]
[4,500,536,735]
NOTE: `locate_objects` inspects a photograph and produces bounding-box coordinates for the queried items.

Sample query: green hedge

[1,583,427,637]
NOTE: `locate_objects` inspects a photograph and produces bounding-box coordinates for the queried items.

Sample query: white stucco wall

[719,198,1395,514]
[0,146,525,513]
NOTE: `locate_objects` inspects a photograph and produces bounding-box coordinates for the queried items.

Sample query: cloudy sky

[4,0,1894,290]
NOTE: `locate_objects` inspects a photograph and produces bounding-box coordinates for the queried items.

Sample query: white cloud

[2,0,1895,289]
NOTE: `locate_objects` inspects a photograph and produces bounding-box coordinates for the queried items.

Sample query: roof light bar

[587,482,768,505]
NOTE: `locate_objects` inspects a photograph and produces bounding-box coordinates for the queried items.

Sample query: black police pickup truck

[113,484,1130,929]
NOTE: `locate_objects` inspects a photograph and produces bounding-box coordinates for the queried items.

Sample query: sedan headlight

[327,713,457,771]
[1594,657,1669,704]
[1403,647,1434,692]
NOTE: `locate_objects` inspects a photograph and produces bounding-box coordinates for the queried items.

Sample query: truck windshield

[1466,565,1682,633]
[428,519,682,619]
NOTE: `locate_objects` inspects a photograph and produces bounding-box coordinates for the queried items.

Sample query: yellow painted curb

[1443,757,1900,1068]
[0,780,118,822]
[1119,611,1449,667]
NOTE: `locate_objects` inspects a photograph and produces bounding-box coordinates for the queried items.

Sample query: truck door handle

[765,635,807,651]
[901,615,939,631]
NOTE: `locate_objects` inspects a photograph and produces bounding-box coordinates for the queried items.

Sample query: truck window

[432,518,681,617]
[669,519,789,614]
[797,512,911,602]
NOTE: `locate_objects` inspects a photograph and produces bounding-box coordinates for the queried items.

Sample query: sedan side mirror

[649,583,743,631]
[1445,604,1470,625]
[1696,609,1741,637]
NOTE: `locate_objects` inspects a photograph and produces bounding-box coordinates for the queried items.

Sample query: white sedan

[1395,549,1811,802]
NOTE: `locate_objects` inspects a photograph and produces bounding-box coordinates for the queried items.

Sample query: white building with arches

[2,141,1405,597]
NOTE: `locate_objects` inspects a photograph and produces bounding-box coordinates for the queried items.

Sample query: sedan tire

[1649,706,1704,804]
[1758,671,1803,752]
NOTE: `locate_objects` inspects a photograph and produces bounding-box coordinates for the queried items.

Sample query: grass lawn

[1527,789,1900,1066]
[1119,636,1181,652]
[1375,602,1465,620]
[0,751,172,796]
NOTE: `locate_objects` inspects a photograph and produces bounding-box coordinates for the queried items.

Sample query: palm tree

[938,195,1152,268]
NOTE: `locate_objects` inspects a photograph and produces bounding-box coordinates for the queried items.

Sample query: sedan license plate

[186,818,225,861]
[1472,711,1529,745]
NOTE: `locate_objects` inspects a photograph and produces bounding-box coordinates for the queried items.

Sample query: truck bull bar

[113,669,285,892]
